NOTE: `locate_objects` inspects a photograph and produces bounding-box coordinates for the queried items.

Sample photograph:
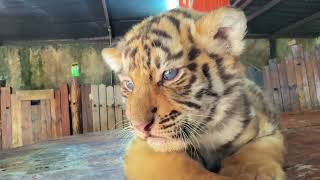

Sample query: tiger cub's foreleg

[220,130,286,180]
[125,138,230,180]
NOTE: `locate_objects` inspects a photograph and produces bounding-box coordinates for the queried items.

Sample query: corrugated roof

[0,0,319,41]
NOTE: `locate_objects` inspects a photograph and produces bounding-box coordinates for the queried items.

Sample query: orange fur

[125,138,231,180]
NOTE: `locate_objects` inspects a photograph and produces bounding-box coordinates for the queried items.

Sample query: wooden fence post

[71,79,81,135]
[1,87,12,149]
[60,83,71,136]
[99,84,108,131]
[107,86,115,130]
[91,84,100,132]
[81,84,93,133]
[55,90,63,138]
[114,85,122,129]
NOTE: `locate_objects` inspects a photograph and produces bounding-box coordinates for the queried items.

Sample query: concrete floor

[0,111,319,180]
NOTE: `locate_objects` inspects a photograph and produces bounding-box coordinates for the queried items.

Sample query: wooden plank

[55,90,63,138]
[81,85,88,133]
[21,101,32,145]
[291,45,311,110]
[60,83,70,136]
[91,84,100,132]
[0,91,1,150]
[1,87,12,149]
[114,85,123,129]
[304,51,319,108]
[86,85,93,132]
[285,55,300,111]
[11,94,22,148]
[81,84,93,132]
[269,63,284,111]
[31,104,41,143]
[99,84,108,131]
[263,66,274,104]
[70,79,81,135]
[16,89,54,100]
[313,48,320,107]
[40,100,51,140]
[107,86,115,130]
[278,62,291,112]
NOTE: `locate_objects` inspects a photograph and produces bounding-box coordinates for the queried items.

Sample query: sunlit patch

[166,0,179,10]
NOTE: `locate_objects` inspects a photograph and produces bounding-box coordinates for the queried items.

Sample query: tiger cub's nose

[133,118,155,136]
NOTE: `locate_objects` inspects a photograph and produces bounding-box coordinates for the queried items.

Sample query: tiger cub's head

[102,7,247,152]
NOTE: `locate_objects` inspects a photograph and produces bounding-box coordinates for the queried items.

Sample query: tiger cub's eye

[125,80,134,92]
[163,69,179,81]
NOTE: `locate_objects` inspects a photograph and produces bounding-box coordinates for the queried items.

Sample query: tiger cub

[102,7,285,180]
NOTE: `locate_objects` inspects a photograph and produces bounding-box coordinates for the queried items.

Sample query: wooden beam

[247,0,282,22]
[271,11,320,38]
[232,0,243,7]
[239,0,253,9]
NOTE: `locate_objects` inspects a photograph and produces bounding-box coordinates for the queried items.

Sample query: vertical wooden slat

[313,49,320,107]
[263,66,274,104]
[31,104,41,143]
[71,79,81,135]
[304,51,319,108]
[11,94,22,148]
[0,90,1,149]
[91,84,100,132]
[291,45,311,110]
[86,85,93,132]
[81,85,88,133]
[107,86,115,130]
[285,55,300,111]
[55,90,63,138]
[99,84,108,131]
[114,85,123,129]
[60,83,70,136]
[21,101,32,145]
[277,62,291,112]
[40,100,51,140]
[269,63,284,111]
[1,87,12,149]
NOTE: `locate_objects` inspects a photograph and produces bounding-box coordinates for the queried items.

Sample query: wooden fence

[263,45,320,112]
[0,80,126,150]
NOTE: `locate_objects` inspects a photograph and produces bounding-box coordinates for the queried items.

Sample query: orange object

[180,0,230,12]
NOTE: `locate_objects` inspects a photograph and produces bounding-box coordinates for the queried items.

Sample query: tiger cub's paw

[220,161,285,180]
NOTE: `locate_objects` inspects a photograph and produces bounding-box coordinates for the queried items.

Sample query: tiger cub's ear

[195,7,247,56]
[101,48,122,72]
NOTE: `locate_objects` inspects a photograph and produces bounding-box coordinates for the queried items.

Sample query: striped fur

[103,7,285,180]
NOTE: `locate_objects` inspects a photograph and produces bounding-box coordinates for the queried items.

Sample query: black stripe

[187,27,194,43]
[130,48,138,59]
[195,89,218,99]
[144,45,151,67]
[166,16,180,32]
[151,40,171,55]
[151,29,172,39]
[209,53,234,83]
[188,48,201,61]
[186,63,197,71]
[169,50,184,60]
[174,99,201,109]
[126,35,141,45]
[162,123,176,129]
[223,82,240,96]
[170,9,193,19]
[202,64,210,78]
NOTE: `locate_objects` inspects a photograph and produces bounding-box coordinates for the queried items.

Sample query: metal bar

[232,0,243,7]
[270,11,320,38]
[269,39,277,60]
[101,0,112,46]
[239,0,253,9]
[247,0,282,22]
